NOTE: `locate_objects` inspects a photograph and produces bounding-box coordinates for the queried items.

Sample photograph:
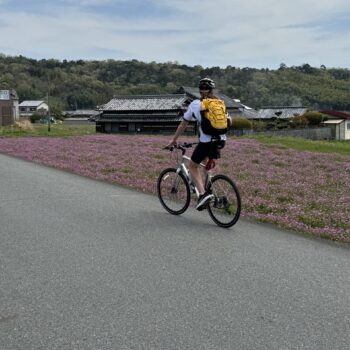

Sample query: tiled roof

[101,94,187,111]
[320,110,350,120]
[19,100,46,107]
[179,86,201,99]
[235,108,259,119]
[64,109,100,117]
[257,107,307,119]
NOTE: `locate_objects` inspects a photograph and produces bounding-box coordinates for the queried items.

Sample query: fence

[229,127,333,140]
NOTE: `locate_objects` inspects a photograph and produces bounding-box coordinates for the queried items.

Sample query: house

[232,101,258,119]
[321,110,350,140]
[96,94,192,134]
[19,100,49,118]
[0,89,19,126]
[97,87,244,134]
[256,106,308,120]
[63,110,100,124]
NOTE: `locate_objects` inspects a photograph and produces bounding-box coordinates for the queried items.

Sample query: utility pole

[47,76,51,132]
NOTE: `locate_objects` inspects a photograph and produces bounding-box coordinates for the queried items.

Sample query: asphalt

[0,154,349,350]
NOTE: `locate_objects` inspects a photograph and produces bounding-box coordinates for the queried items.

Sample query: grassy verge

[0,122,96,137]
[2,123,349,156]
[244,135,350,155]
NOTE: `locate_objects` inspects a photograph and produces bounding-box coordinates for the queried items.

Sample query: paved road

[0,154,349,350]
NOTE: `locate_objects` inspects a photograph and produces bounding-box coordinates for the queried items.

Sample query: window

[347,122,350,130]
[30,107,36,112]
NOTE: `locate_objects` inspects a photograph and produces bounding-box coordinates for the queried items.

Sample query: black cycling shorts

[191,140,225,164]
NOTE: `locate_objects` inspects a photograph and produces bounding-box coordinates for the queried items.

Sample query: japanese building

[96,87,243,134]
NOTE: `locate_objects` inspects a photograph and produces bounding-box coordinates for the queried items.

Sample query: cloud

[0,0,349,68]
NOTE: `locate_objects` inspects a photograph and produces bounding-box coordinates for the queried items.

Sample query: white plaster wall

[345,121,350,140]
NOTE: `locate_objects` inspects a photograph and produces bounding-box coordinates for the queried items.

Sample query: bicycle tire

[206,174,241,228]
[157,168,191,215]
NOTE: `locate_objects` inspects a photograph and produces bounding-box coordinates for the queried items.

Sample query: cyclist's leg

[190,143,215,210]
[189,160,205,194]
[204,140,225,173]
[189,142,210,194]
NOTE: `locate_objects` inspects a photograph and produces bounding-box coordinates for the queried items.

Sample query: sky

[0,0,350,69]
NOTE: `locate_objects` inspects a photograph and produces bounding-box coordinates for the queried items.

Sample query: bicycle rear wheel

[157,168,191,215]
[206,174,241,228]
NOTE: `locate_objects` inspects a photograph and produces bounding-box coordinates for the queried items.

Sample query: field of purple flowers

[0,134,349,242]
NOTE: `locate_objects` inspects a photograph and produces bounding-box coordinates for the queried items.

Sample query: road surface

[0,154,349,349]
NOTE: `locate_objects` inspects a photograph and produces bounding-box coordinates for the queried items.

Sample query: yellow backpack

[200,98,228,136]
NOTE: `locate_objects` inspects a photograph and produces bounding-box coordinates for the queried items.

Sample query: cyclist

[166,78,232,210]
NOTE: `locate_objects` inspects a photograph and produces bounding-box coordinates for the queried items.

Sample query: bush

[276,119,289,129]
[232,117,252,130]
[29,112,42,123]
[302,111,326,126]
[14,120,35,131]
[289,115,309,128]
[251,120,266,131]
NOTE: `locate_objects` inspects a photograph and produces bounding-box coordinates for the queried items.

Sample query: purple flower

[0,135,349,242]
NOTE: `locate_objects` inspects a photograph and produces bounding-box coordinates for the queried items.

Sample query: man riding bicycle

[166,78,232,211]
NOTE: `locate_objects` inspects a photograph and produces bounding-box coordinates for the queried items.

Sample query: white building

[323,119,350,140]
[19,100,49,118]
[321,111,350,140]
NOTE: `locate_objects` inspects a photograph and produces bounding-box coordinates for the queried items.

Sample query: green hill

[1,54,349,112]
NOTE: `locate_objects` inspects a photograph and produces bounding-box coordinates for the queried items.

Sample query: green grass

[243,135,350,155]
[0,123,96,137]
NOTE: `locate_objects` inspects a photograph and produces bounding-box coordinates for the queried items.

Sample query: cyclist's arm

[168,119,188,146]
[166,101,196,147]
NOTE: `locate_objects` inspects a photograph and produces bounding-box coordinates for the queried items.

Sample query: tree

[0,55,349,110]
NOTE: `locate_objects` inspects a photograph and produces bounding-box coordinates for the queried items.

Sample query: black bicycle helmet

[199,78,215,90]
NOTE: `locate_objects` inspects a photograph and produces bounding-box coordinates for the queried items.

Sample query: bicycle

[157,142,241,228]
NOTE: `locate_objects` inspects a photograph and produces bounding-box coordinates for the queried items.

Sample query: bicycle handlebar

[164,142,198,154]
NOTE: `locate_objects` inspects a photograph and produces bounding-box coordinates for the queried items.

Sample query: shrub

[14,120,35,131]
[302,111,326,126]
[232,117,252,130]
[289,115,309,128]
[251,120,265,131]
[29,112,42,123]
[276,119,289,129]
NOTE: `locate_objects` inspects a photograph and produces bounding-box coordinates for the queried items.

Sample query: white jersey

[183,100,227,143]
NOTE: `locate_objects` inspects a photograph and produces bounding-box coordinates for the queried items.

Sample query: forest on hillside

[1,54,350,113]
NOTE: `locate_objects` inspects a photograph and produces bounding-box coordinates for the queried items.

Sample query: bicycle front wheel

[206,174,241,228]
[157,168,191,215]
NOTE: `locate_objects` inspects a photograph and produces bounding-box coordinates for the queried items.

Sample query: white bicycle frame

[175,154,213,199]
